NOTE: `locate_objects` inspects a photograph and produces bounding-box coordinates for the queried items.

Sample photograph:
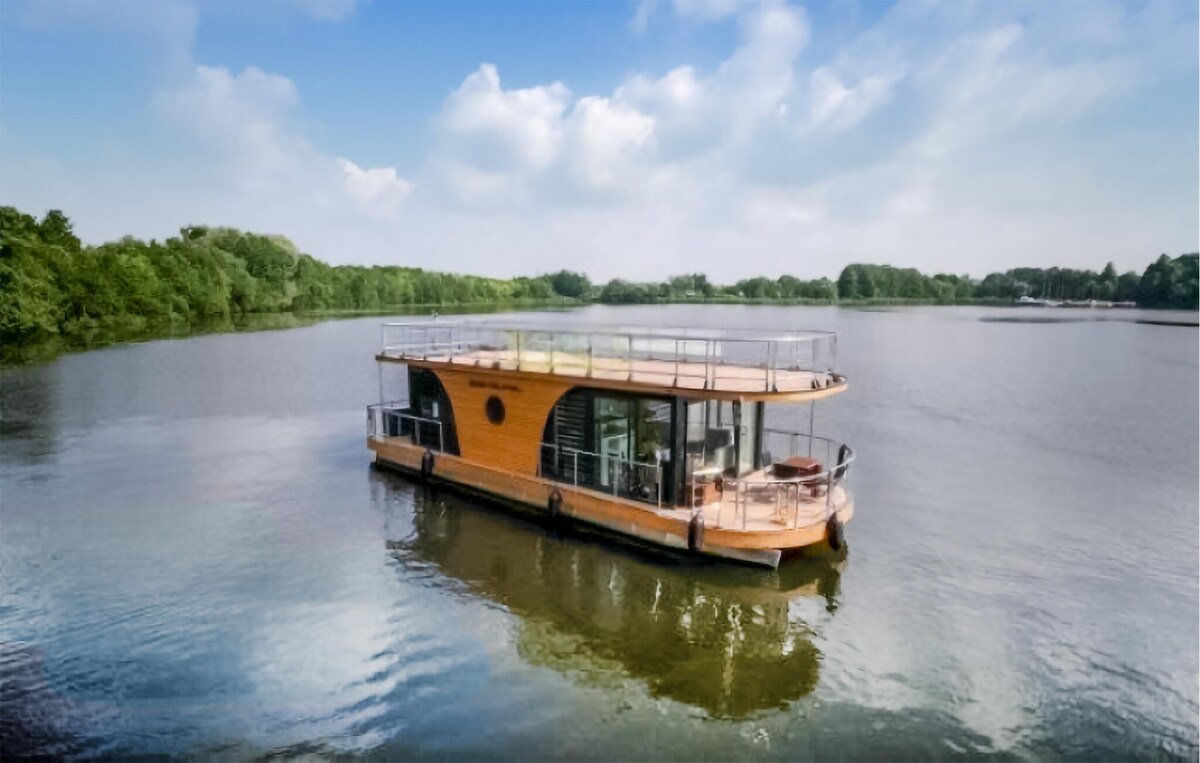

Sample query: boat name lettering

[469,380,520,392]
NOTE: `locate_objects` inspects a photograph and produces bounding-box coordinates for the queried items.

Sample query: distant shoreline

[3,300,1196,368]
[3,207,1196,365]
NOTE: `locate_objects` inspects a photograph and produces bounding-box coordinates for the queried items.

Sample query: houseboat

[366,320,856,568]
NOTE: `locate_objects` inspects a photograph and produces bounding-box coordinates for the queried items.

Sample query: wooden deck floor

[408,349,834,394]
[668,483,847,532]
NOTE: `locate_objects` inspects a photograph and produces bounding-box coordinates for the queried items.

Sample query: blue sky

[1,0,1196,281]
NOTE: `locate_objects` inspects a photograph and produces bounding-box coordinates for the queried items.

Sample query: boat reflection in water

[379,474,844,719]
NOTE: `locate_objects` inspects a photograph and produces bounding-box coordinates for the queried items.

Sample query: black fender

[687,512,705,552]
[547,488,563,518]
[833,444,852,481]
[420,449,435,481]
[825,513,845,552]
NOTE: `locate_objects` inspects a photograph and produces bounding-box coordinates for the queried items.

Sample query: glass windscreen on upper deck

[379,320,841,394]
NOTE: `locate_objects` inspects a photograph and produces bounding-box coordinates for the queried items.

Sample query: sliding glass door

[593,394,671,501]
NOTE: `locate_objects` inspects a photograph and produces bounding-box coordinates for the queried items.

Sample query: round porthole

[485,395,506,425]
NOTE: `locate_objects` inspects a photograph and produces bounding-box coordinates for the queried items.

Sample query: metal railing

[539,442,664,508]
[760,429,850,474]
[367,401,445,453]
[379,320,839,393]
[689,430,855,530]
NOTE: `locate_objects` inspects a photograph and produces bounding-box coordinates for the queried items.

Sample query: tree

[836,267,858,300]
[1138,254,1199,309]
[39,210,80,252]
[1096,262,1118,301]
[548,270,590,298]
[976,272,1013,300]
[1115,271,1140,302]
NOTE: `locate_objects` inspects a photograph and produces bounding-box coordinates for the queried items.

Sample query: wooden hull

[368,435,853,568]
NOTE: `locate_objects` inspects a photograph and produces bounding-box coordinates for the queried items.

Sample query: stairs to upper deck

[543,391,593,483]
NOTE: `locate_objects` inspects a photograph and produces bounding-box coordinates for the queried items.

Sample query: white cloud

[9,0,364,70]
[437,161,527,206]
[162,65,302,177]
[622,3,812,150]
[713,4,809,140]
[807,68,896,130]
[744,186,826,229]
[563,97,656,190]
[630,0,738,32]
[672,0,740,22]
[160,64,414,216]
[629,0,657,33]
[338,158,415,217]
[439,64,569,174]
[12,0,199,70]
[434,62,660,199]
[618,65,701,113]
[432,3,808,204]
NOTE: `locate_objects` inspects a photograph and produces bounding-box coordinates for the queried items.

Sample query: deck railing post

[771,341,778,391]
[740,480,746,530]
[826,472,834,518]
[573,451,579,486]
[793,484,801,530]
[516,330,522,371]
[764,341,770,391]
[808,403,815,457]
[587,336,593,378]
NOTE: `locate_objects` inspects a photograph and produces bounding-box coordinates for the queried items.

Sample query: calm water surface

[1,306,1197,760]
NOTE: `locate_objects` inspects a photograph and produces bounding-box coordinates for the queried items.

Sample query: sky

[0,0,1196,282]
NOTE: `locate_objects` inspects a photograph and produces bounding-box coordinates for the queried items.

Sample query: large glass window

[738,402,760,475]
[594,395,671,498]
[685,400,737,478]
[595,396,630,489]
[685,400,762,478]
[542,389,673,505]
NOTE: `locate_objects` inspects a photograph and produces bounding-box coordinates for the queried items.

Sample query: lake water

[1,305,1197,760]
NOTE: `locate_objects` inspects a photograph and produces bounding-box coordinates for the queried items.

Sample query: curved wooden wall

[432,368,574,476]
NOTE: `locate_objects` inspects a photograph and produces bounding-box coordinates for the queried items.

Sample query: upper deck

[376,320,846,401]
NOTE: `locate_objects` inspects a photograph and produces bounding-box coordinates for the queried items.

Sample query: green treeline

[0,207,560,346]
[1,206,1197,350]
[598,260,1197,308]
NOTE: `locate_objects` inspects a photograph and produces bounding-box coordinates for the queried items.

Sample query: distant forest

[1,206,1196,347]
